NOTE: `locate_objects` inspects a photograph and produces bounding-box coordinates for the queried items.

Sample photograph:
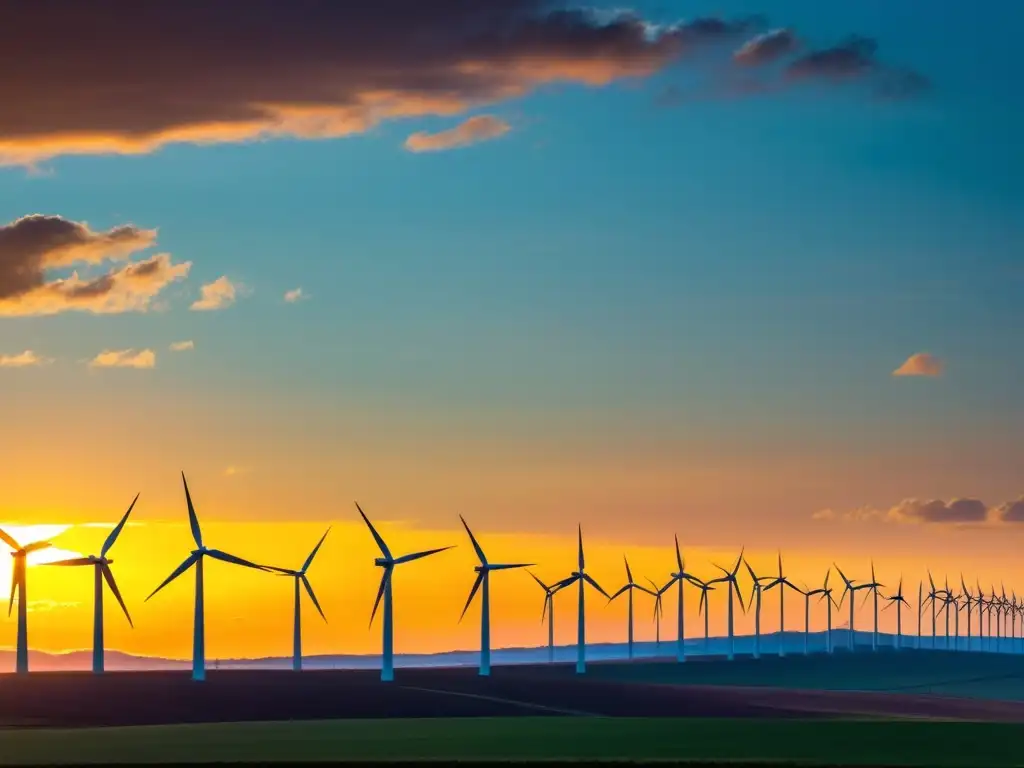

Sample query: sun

[0,523,86,602]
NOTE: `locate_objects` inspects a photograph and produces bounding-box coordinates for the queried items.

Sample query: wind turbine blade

[488,563,534,571]
[608,584,629,602]
[355,502,392,560]
[731,548,745,576]
[394,545,454,564]
[834,564,850,586]
[637,584,657,597]
[8,566,16,617]
[674,534,683,571]
[859,588,872,611]
[541,593,550,623]
[824,569,830,590]
[623,555,633,584]
[577,525,585,571]
[301,575,327,622]
[459,515,487,566]
[101,492,139,557]
[369,568,391,627]
[527,570,550,592]
[556,574,579,591]
[583,573,610,599]
[736,581,748,613]
[698,589,707,615]
[45,557,93,567]
[300,527,331,574]
[23,541,52,553]
[102,563,133,628]
[744,560,757,583]
[459,572,485,622]
[206,549,270,571]
[182,473,203,549]
[0,528,20,551]
[146,553,198,601]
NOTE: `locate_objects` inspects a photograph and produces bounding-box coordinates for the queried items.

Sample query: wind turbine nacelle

[374,557,392,567]
[192,548,207,556]
[474,565,488,573]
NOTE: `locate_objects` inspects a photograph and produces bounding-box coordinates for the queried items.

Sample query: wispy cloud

[88,348,156,369]
[25,599,81,613]
[223,465,250,477]
[0,214,190,317]
[190,276,237,311]
[813,497,1024,526]
[893,352,944,377]
[283,287,306,303]
[405,115,511,153]
[169,340,194,352]
[78,521,145,530]
[0,349,53,367]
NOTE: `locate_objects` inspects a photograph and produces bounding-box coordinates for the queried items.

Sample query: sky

[0,0,1022,662]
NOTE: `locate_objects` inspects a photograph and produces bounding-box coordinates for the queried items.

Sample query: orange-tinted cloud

[814,497,1003,526]
[283,287,306,303]
[191,276,237,312]
[0,350,53,367]
[405,115,511,153]
[0,215,190,316]
[893,352,944,377]
[169,340,194,352]
[88,348,156,369]
[0,2,764,165]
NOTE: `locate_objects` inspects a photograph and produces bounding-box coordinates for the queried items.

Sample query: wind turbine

[835,564,872,651]
[764,552,801,657]
[925,571,942,649]
[694,576,716,654]
[648,577,671,655]
[961,576,975,653]
[858,561,884,651]
[458,515,532,676]
[942,576,953,649]
[358,503,453,682]
[882,576,910,650]
[608,555,655,660]
[265,527,330,671]
[706,549,746,661]
[804,569,835,655]
[45,494,138,674]
[0,528,55,674]
[917,581,924,650]
[661,535,703,662]
[529,571,569,662]
[559,526,610,674]
[744,559,771,659]
[147,474,273,682]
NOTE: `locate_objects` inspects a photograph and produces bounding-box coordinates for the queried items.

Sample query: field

[2,649,1024,765]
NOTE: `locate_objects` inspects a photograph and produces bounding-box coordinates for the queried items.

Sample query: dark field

[4,650,1024,728]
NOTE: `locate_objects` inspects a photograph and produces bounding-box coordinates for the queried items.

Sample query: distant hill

[1,629,936,673]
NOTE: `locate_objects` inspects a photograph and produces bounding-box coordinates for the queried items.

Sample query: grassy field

[0,717,1023,765]
[583,649,1024,699]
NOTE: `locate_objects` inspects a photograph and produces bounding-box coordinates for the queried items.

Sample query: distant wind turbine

[648,577,670,654]
[707,549,746,661]
[661,535,703,662]
[764,552,801,657]
[0,528,55,674]
[882,576,910,650]
[835,564,872,651]
[357,502,453,682]
[917,581,924,650]
[458,516,532,676]
[45,494,138,674]
[744,559,771,660]
[804,569,836,655]
[608,555,655,660]
[147,474,273,682]
[858,561,884,651]
[265,527,330,671]
[528,571,569,663]
[559,526,610,674]
[693,577,716,653]
[925,571,942,649]
[961,576,975,653]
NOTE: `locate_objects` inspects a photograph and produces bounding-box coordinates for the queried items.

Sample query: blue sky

[0,0,1021,538]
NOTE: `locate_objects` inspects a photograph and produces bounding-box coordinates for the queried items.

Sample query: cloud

[88,348,156,369]
[191,276,237,311]
[783,35,929,100]
[0,350,53,367]
[0,214,191,316]
[813,497,1022,526]
[405,114,511,153]
[283,287,306,303]
[893,352,944,377]
[169,340,194,352]
[0,3,777,166]
[25,599,81,613]
[223,465,250,477]
[996,498,1024,524]
[733,29,800,66]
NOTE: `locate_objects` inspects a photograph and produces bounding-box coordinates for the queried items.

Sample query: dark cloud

[997,498,1024,523]
[0,0,766,165]
[893,498,989,524]
[734,29,800,66]
[784,35,928,100]
[0,214,190,316]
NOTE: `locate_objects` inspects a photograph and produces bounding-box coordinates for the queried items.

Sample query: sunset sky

[1,0,1022,663]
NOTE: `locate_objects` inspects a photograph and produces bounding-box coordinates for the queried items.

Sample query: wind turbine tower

[609,555,655,660]
[0,528,56,674]
[707,549,746,661]
[265,528,330,671]
[529,572,569,662]
[882,576,910,650]
[764,552,801,657]
[559,526,610,674]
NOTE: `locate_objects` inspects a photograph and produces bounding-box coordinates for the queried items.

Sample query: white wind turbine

[858,561,884,651]
[147,473,274,682]
[961,576,975,652]
[265,527,330,671]
[707,549,746,660]
[804,569,836,655]
[458,516,533,676]
[694,576,716,654]
[45,494,138,674]
[882,576,910,650]
[648,577,670,654]
[559,526,610,674]
[764,552,801,657]
[608,555,655,660]
[660,536,703,662]
[835,564,871,651]
[357,503,453,682]
[0,528,56,674]
[528,571,570,662]
[744,559,771,659]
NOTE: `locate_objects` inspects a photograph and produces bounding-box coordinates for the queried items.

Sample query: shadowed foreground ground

[0,717,1023,766]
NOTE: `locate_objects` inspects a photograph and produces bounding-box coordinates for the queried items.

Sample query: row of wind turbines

[3,475,1021,682]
